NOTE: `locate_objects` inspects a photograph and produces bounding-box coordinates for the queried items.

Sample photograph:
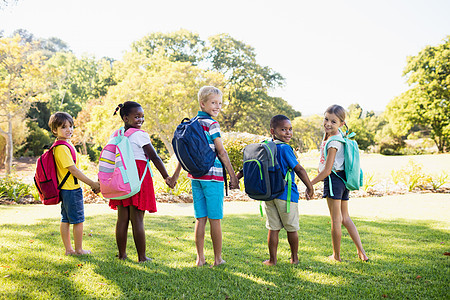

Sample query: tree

[0,35,49,172]
[291,115,323,152]
[87,51,224,155]
[395,36,450,152]
[132,29,205,65]
[206,34,292,132]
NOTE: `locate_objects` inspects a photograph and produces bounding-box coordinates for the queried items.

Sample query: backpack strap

[51,140,78,186]
[271,140,293,213]
[323,128,354,197]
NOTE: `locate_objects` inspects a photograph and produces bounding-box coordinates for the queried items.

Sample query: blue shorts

[323,171,349,200]
[60,188,85,224]
[191,180,224,219]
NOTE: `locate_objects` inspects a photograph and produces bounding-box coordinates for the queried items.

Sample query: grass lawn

[0,209,448,299]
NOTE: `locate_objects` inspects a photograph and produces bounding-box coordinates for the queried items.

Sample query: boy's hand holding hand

[165,176,177,189]
[305,186,314,200]
[91,181,101,194]
[229,177,240,190]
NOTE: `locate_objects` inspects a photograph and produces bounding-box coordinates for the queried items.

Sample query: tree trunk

[160,133,174,157]
[5,117,13,174]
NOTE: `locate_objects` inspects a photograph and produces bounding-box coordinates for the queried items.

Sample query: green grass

[0,213,448,299]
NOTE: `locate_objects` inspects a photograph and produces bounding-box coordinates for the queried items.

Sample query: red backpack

[34,140,77,205]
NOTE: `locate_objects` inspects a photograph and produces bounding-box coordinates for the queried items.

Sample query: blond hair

[198,86,223,105]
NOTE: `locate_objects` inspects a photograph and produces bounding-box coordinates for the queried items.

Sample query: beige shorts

[264,198,299,232]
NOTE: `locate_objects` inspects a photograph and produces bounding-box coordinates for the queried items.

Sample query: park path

[0,193,448,225]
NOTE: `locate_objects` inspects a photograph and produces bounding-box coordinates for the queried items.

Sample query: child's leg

[195,217,208,266]
[116,205,130,260]
[209,218,225,266]
[129,205,150,262]
[287,231,299,264]
[264,230,280,266]
[340,201,368,261]
[60,222,75,255]
[73,222,91,255]
[326,198,342,262]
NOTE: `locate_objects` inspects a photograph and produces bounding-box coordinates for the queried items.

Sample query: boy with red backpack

[48,112,100,255]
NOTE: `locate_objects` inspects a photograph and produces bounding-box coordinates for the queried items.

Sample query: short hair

[270,114,290,129]
[113,101,142,119]
[48,112,74,134]
[198,86,222,104]
[325,104,346,122]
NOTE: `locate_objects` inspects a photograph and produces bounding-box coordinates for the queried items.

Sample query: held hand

[305,187,314,200]
[91,181,101,194]
[229,177,240,190]
[165,176,177,189]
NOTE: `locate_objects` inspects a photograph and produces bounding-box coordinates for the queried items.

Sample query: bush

[391,160,428,191]
[0,175,35,202]
[221,132,269,173]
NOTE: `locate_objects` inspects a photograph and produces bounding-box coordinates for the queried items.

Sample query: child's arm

[311,147,337,185]
[236,170,243,180]
[67,165,100,193]
[142,143,173,187]
[213,137,239,189]
[294,163,314,200]
[166,162,182,189]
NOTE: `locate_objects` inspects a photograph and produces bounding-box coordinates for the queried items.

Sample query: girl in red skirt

[109,101,174,262]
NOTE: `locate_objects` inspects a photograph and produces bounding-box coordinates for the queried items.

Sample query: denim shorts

[60,188,85,224]
[191,180,224,219]
[323,171,349,200]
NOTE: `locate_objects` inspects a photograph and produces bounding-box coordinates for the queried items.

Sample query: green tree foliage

[0,34,49,172]
[291,115,323,152]
[132,29,205,64]
[346,104,384,151]
[386,36,450,152]
[207,34,295,132]
[87,51,225,155]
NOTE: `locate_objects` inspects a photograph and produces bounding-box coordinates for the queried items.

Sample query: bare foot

[358,253,369,262]
[290,258,299,265]
[138,256,152,263]
[263,260,276,266]
[212,259,226,267]
[75,249,92,255]
[65,250,76,256]
[116,254,127,260]
[196,260,208,267]
[328,255,341,262]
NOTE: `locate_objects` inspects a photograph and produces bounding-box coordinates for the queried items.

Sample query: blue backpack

[172,117,216,177]
[324,129,363,196]
[243,140,293,215]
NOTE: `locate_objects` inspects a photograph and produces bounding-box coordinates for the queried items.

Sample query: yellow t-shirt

[53,142,80,190]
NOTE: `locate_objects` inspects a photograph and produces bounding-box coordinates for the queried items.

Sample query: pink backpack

[34,141,77,205]
[98,127,151,200]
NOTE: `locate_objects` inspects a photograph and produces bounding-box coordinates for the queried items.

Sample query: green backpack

[324,129,363,196]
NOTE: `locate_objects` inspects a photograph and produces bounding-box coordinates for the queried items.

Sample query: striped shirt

[188,111,224,182]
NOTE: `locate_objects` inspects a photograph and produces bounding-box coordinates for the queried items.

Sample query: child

[257,114,314,266]
[311,104,369,262]
[109,101,173,262]
[48,112,101,256]
[169,86,239,267]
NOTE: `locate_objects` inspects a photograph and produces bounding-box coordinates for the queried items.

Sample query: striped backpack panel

[98,127,150,200]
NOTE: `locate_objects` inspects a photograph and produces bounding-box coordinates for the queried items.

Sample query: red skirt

[109,160,157,213]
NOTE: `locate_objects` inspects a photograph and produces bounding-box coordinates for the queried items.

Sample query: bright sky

[1,0,449,115]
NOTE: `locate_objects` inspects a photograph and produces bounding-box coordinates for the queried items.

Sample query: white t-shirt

[127,130,151,161]
[109,130,151,161]
[318,134,345,172]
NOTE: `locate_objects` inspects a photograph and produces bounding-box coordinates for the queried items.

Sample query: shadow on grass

[0,214,448,299]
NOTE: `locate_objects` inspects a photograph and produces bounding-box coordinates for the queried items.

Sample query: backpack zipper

[175,139,189,171]
[244,159,263,180]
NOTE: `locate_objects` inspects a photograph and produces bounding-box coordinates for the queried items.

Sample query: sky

[1,0,449,115]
